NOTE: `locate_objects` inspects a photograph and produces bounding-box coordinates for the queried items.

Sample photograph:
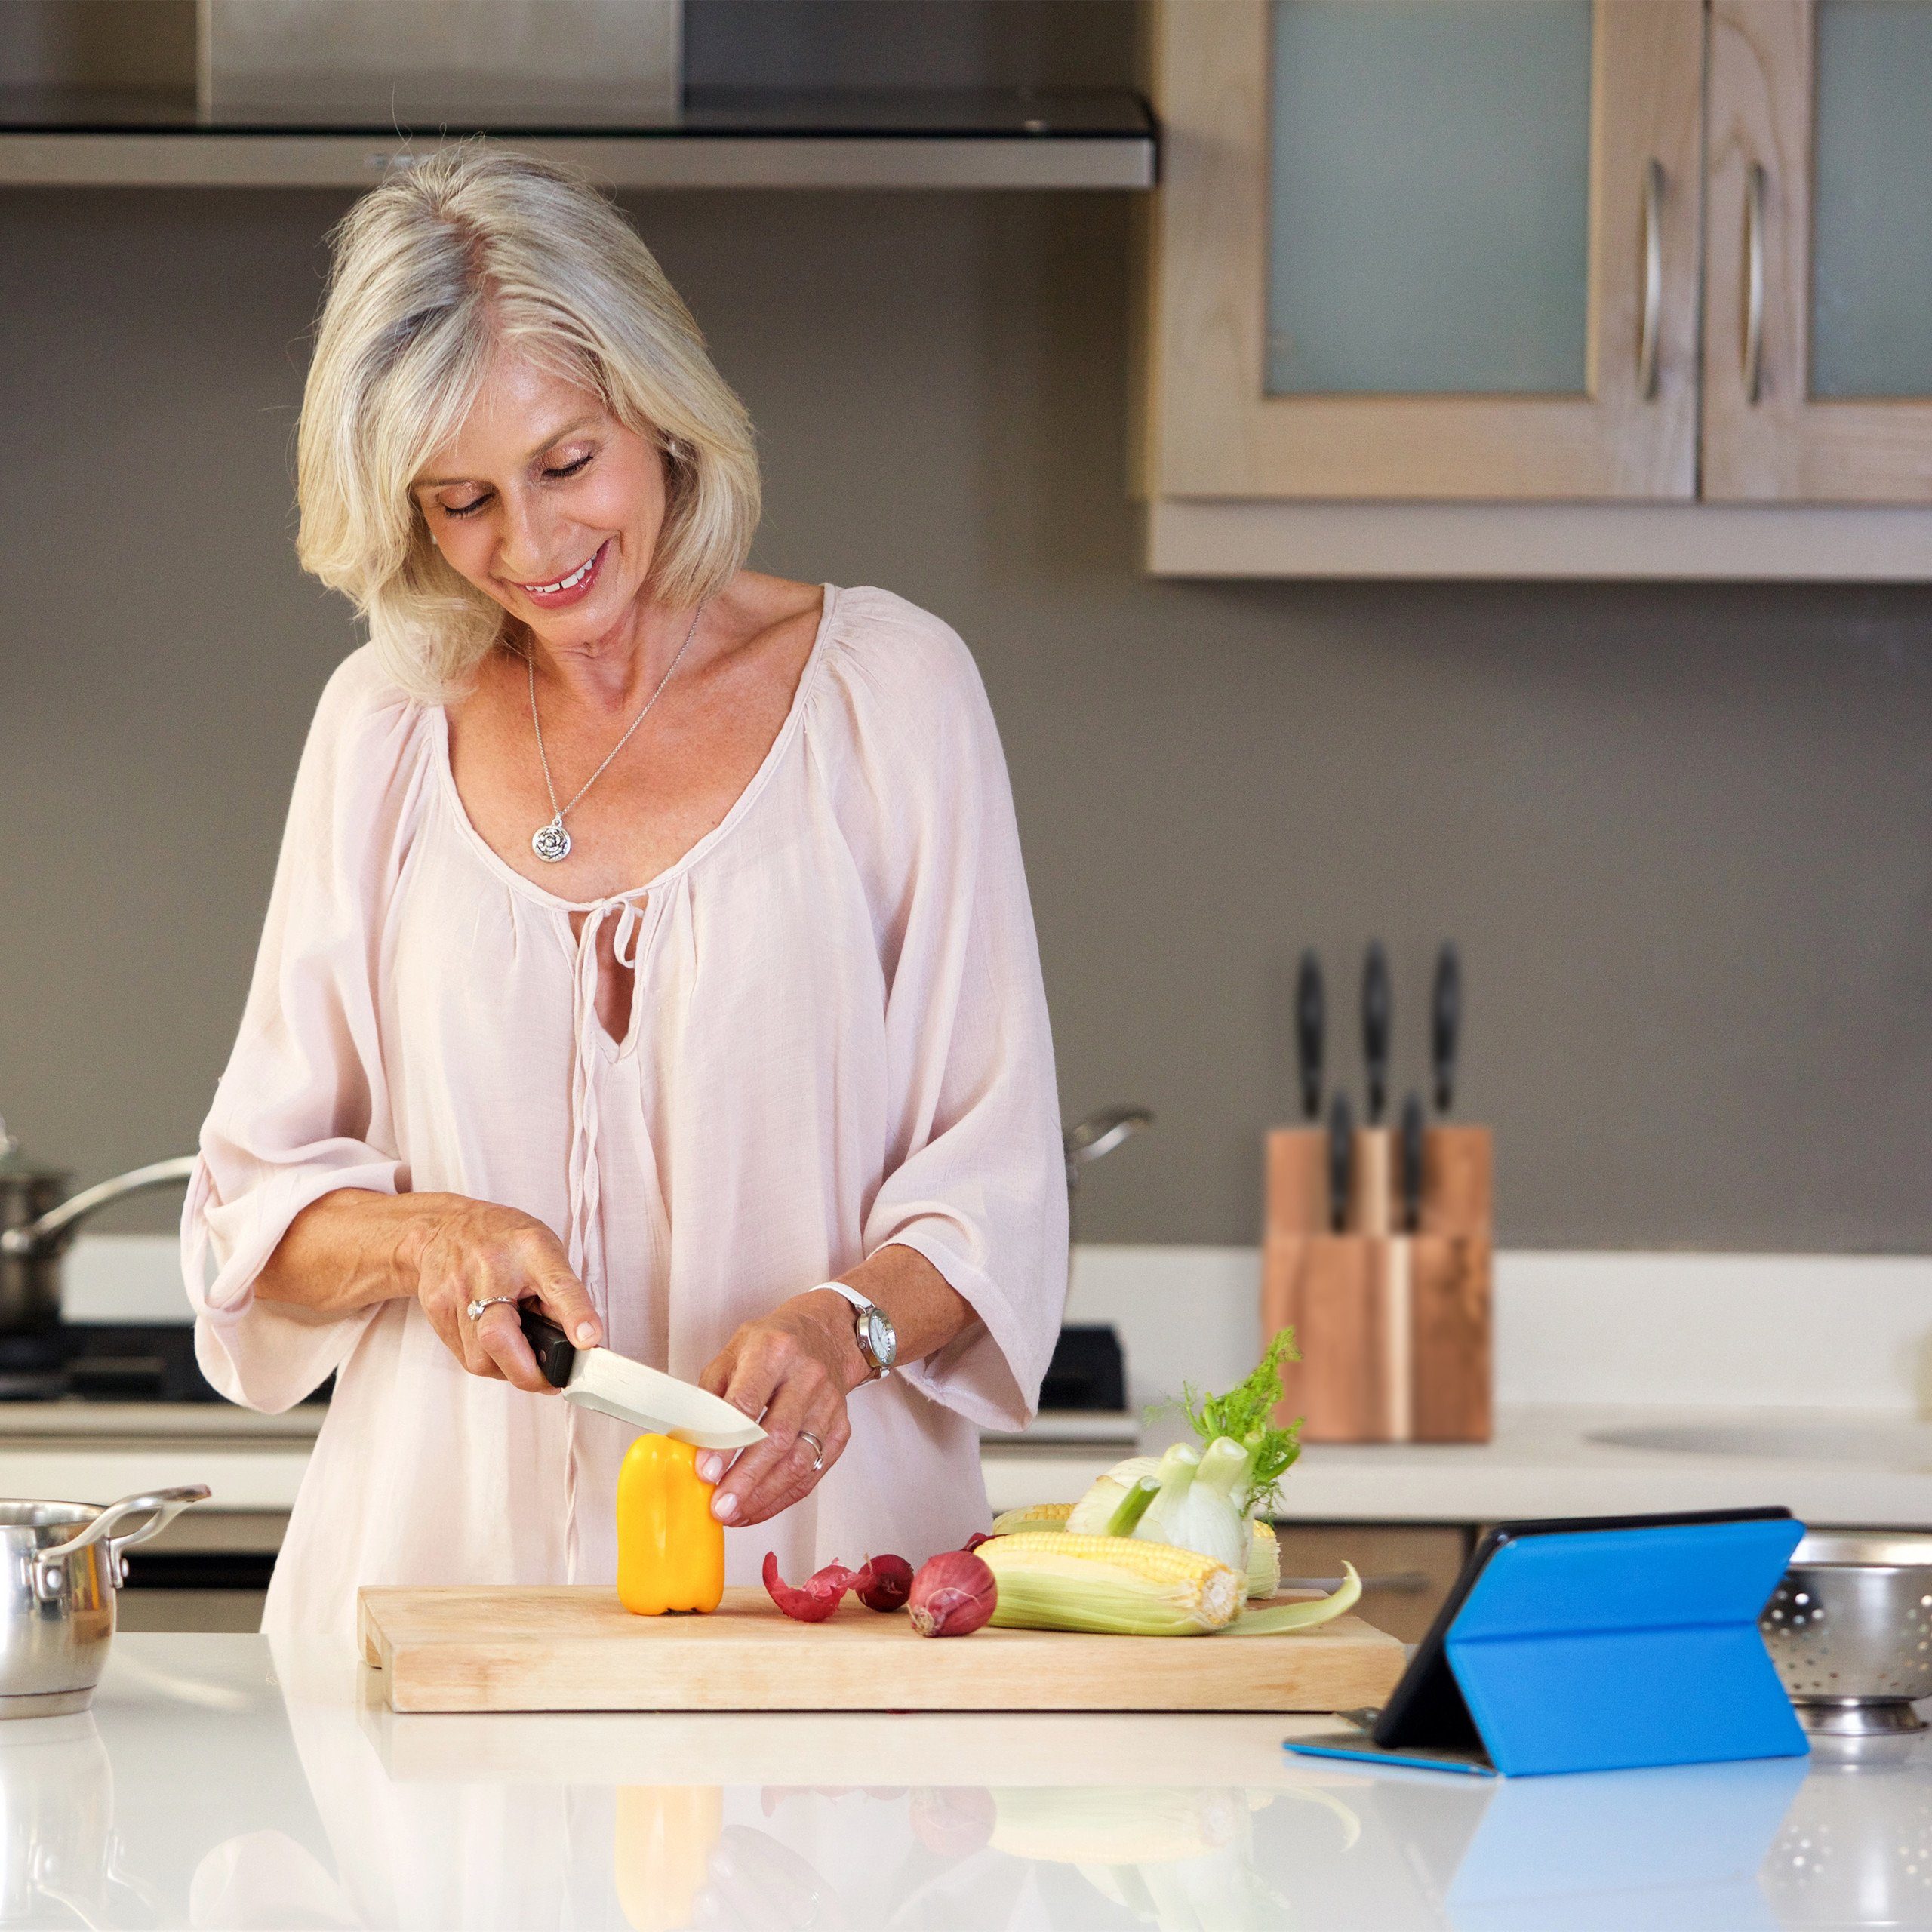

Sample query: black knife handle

[1432,944,1461,1115]
[1327,1093,1354,1234]
[518,1303,577,1388]
[1295,950,1325,1121]
[1362,943,1392,1125]
[1400,1092,1425,1233]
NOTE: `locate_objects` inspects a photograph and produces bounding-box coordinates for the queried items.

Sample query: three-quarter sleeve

[845,608,1069,1431]
[180,651,429,1412]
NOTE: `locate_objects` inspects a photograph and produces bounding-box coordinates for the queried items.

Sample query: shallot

[908,1550,998,1638]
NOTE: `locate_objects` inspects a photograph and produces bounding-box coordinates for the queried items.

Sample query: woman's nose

[497,491,563,582]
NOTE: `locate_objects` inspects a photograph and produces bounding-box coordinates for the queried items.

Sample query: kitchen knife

[1432,943,1460,1115]
[1361,943,1392,1126]
[518,1306,766,1450]
[1399,1092,1425,1234]
[1326,1092,1354,1234]
[1295,950,1325,1121]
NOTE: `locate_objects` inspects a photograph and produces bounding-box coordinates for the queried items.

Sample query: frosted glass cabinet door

[1703,0,1932,499]
[1265,0,1593,398]
[1145,0,1705,500]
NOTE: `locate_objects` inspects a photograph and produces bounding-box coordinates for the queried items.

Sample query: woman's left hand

[696,1294,861,1527]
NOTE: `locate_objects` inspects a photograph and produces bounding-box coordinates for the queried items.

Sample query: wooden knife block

[1261,1124,1493,1444]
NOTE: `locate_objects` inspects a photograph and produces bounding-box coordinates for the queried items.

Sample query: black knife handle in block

[518,1304,577,1388]
[1327,1093,1354,1234]
[1295,950,1325,1121]
[1400,1092,1425,1233]
[1362,943,1392,1124]
[1432,944,1461,1115]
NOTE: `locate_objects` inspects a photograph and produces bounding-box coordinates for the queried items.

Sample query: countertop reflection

[8,1633,1928,1928]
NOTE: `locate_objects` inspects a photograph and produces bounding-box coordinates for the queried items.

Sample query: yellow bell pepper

[616,1432,725,1615]
[614,1785,721,1931]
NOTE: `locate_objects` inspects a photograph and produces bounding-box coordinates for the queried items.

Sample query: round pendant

[532,816,571,864]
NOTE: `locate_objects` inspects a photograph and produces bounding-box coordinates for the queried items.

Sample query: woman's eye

[435,448,583,518]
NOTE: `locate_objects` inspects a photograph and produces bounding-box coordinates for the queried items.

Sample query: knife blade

[1295,950,1325,1122]
[518,1306,766,1450]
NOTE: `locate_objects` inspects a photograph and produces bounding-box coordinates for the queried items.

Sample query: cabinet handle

[1279,1570,1432,1596]
[1743,161,1767,405]
[1637,159,1663,401]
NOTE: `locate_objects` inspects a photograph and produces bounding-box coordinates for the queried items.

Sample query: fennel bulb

[1064,1456,1163,1537]
[1132,1441,1250,1575]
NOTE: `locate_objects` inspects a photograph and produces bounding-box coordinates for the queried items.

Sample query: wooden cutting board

[359,1586,1405,1715]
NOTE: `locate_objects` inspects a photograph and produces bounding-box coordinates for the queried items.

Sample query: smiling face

[412,346,671,658]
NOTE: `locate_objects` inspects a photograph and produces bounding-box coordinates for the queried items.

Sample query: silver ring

[466,1295,520,1324]
[798,1429,826,1472]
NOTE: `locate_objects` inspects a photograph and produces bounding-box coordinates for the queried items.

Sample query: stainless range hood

[1,1,1156,191]
[198,0,681,126]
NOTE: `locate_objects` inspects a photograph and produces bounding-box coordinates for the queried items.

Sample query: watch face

[865,1310,897,1369]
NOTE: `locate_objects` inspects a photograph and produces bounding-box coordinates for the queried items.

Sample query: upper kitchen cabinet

[1140,0,1932,579]
[1144,0,1704,500]
[1703,0,1932,500]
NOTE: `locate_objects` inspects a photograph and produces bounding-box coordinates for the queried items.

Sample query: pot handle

[35,1485,211,1596]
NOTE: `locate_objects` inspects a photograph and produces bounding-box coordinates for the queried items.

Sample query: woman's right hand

[409,1195,602,1392]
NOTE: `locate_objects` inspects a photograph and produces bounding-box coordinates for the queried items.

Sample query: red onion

[851,1554,915,1613]
[907,1550,997,1638]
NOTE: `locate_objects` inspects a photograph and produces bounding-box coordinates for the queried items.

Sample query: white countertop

[14,1631,1921,1928]
[1005,1403,1932,1529]
[1268,1405,1932,1530]
[5,1403,1930,1534]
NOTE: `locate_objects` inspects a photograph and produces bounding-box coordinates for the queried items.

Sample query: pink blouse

[179,584,1068,1638]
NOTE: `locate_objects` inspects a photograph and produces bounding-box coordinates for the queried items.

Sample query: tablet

[1287,1506,1804,1777]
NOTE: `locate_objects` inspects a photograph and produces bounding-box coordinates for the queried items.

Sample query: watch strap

[811,1280,877,1317]
[809,1280,893,1380]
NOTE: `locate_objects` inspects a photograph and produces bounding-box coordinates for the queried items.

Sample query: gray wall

[5,183,1932,1251]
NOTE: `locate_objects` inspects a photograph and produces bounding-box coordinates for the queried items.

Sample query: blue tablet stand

[1292,1515,1810,1777]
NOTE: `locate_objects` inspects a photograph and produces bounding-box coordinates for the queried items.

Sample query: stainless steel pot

[1063,1106,1153,1267]
[0,1118,196,1335]
[0,1487,208,1718]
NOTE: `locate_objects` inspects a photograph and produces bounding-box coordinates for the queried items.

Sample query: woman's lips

[512,538,608,610]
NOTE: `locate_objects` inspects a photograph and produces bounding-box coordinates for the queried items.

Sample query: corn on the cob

[992,1505,1283,1601]
[980,1533,1246,1635]
[990,1502,1073,1536]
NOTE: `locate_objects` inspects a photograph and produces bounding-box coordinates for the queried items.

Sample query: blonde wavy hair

[295,135,761,703]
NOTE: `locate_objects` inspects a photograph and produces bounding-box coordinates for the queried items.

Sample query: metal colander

[1761,1532,1932,1735]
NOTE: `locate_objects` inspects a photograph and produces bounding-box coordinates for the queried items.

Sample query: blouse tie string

[564,891,649,1294]
[560,889,648,1586]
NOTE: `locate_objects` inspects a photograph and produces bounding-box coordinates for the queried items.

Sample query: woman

[180,137,1067,1638]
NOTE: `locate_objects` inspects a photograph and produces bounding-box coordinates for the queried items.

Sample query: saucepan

[0,1487,210,1718]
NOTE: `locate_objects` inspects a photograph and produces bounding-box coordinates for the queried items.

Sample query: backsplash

[6,186,1932,1249]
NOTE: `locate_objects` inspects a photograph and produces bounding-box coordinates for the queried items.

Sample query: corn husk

[992,1505,1282,1601]
[980,1532,1245,1635]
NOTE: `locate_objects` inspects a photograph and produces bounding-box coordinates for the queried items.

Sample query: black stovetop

[0,1321,1115,1411]
[0,1324,329,1404]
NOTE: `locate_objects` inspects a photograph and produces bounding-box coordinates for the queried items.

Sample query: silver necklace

[525,602,705,863]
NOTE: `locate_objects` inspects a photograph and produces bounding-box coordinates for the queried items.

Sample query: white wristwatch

[811,1280,897,1381]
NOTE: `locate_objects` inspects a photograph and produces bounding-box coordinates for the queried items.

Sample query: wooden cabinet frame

[1143,0,1706,500]
[1703,0,1932,500]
